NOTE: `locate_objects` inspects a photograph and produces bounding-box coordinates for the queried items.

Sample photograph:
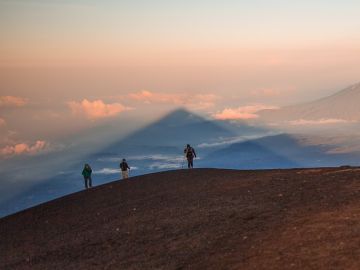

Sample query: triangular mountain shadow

[203,133,360,169]
[99,108,234,155]
[95,108,267,157]
[204,135,299,169]
[0,109,270,217]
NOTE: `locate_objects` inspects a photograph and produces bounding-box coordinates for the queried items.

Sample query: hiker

[82,163,92,189]
[184,144,197,169]
[120,158,130,179]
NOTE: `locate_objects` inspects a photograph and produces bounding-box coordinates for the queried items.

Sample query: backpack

[185,147,194,158]
[120,162,127,171]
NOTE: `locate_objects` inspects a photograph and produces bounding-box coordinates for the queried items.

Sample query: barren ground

[1,168,360,269]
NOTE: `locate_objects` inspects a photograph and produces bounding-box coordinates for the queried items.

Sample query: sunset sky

[1,0,360,157]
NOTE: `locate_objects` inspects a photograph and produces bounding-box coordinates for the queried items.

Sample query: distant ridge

[1,168,360,269]
[258,82,360,122]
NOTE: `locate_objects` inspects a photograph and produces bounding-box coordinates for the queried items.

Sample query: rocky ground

[1,167,360,269]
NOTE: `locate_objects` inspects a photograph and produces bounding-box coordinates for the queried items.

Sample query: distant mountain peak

[341,81,360,94]
[258,81,360,123]
[350,81,360,88]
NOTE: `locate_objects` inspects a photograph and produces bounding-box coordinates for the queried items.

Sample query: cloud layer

[0,96,27,107]
[129,90,218,110]
[289,118,354,126]
[68,99,131,119]
[1,140,48,156]
[251,88,281,97]
[213,104,279,120]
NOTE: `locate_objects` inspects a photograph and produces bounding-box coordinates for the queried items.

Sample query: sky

[1,0,360,158]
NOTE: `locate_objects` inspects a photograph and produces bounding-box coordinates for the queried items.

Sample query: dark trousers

[187,158,194,169]
[84,176,92,189]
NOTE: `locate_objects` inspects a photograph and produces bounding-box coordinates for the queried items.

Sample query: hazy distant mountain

[258,82,360,123]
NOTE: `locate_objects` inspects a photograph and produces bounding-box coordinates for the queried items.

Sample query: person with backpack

[82,163,93,189]
[184,144,197,169]
[120,158,130,179]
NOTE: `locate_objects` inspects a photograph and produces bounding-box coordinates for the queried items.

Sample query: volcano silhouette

[258,82,360,122]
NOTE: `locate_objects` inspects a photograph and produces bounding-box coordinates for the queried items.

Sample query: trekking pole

[182,155,187,169]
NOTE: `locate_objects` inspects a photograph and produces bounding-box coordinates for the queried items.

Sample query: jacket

[82,167,92,178]
[120,161,130,171]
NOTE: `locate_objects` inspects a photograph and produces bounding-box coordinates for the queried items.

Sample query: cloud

[289,119,354,126]
[68,99,131,119]
[251,88,281,97]
[93,168,120,175]
[0,140,48,156]
[98,154,184,163]
[129,90,157,103]
[148,162,182,170]
[0,96,27,107]
[197,133,279,148]
[190,94,219,110]
[94,167,139,175]
[213,104,279,120]
[129,90,219,110]
[129,154,184,162]
[0,118,5,126]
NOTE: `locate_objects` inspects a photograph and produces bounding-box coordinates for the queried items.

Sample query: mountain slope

[258,82,360,122]
[1,168,360,270]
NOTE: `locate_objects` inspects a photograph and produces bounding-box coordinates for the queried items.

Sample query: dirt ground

[1,168,359,270]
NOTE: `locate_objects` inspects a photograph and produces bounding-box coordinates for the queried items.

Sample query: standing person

[184,144,197,169]
[120,158,130,179]
[82,164,92,189]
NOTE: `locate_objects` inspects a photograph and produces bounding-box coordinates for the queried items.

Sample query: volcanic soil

[1,168,360,270]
